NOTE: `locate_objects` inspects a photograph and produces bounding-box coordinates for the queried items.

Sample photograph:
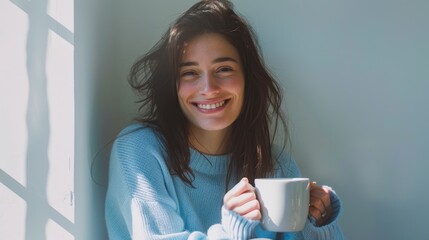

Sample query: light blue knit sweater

[105,124,344,239]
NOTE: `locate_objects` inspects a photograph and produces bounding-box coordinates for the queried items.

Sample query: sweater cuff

[302,216,344,240]
[324,188,342,225]
[221,206,259,240]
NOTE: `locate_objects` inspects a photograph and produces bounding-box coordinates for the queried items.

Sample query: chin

[195,121,234,132]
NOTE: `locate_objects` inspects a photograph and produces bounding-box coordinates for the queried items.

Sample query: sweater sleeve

[105,125,257,240]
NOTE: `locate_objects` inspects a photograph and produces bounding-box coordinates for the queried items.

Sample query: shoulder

[116,122,163,144]
[108,123,173,201]
[271,144,302,178]
[113,123,165,154]
[111,123,167,172]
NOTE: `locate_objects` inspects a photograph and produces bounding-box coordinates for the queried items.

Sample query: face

[177,33,245,135]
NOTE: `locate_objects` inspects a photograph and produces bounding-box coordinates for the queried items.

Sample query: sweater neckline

[189,148,230,174]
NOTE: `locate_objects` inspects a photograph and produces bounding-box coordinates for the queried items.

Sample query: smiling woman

[104,0,344,239]
[177,33,245,154]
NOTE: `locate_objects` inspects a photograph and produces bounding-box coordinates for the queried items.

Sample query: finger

[309,204,326,224]
[309,204,322,219]
[233,199,260,217]
[224,191,257,210]
[310,182,332,194]
[310,182,328,196]
[309,195,327,213]
[224,178,254,203]
[242,209,262,220]
[309,184,332,225]
[310,187,330,207]
[309,181,322,198]
[309,181,317,190]
[309,198,328,215]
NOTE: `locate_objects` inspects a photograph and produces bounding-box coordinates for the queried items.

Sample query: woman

[105,0,344,239]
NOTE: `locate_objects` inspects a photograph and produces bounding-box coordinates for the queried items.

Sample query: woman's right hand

[223,177,261,220]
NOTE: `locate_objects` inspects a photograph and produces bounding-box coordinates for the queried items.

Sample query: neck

[188,127,231,155]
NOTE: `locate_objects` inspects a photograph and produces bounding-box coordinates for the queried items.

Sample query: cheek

[177,82,194,104]
[228,78,245,99]
[235,79,245,109]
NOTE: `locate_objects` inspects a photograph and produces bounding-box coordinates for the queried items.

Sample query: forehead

[181,33,241,63]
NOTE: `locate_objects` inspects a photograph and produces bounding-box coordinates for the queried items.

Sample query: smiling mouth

[194,99,229,110]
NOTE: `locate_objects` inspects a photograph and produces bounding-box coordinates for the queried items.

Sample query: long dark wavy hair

[128,0,288,188]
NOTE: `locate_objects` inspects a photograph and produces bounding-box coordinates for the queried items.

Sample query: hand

[309,181,332,226]
[223,177,261,220]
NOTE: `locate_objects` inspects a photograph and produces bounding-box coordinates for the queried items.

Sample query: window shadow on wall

[0,0,75,239]
[24,0,50,239]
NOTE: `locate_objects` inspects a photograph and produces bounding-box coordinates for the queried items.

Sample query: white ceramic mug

[255,178,310,232]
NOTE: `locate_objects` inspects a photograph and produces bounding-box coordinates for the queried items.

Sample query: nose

[200,73,219,95]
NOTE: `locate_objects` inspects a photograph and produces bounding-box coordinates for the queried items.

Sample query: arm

[105,126,258,239]
[223,177,261,239]
[300,189,345,240]
[273,149,345,240]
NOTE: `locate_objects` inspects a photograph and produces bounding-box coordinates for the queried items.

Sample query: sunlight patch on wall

[46,218,74,240]
[47,0,74,32]
[0,0,29,187]
[0,184,27,240]
[45,0,75,224]
[46,27,75,222]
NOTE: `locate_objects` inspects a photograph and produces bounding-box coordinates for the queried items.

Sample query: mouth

[193,99,230,110]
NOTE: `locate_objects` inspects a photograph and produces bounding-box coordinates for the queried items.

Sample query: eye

[217,66,233,73]
[181,71,195,77]
[180,70,198,80]
[216,66,234,78]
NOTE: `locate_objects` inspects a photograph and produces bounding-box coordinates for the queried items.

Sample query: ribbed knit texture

[105,124,344,239]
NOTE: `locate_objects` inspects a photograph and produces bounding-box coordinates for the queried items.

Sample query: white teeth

[197,100,225,110]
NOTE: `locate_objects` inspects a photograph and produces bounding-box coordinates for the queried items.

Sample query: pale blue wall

[74,0,133,239]
[75,0,429,240]
[234,1,429,239]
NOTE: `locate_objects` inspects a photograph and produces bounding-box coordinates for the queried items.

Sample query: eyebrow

[179,56,239,67]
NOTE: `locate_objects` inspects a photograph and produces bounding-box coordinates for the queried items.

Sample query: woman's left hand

[309,181,332,226]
